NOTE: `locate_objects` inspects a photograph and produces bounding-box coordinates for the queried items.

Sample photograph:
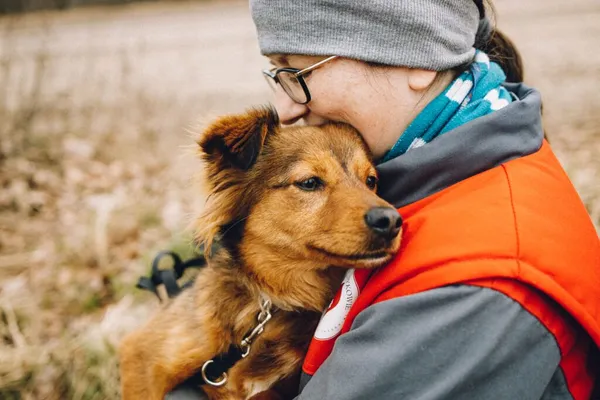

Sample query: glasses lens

[277,71,308,103]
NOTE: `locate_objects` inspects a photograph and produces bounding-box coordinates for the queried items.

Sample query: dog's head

[196,106,401,271]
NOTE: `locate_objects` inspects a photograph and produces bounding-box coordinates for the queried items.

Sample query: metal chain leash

[201,296,273,387]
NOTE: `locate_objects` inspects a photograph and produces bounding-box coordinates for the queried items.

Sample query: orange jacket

[303,141,600,398]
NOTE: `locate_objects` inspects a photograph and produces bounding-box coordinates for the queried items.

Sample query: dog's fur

[119,107,402,399]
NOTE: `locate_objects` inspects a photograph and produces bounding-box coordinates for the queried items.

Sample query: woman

[170,0,599,398]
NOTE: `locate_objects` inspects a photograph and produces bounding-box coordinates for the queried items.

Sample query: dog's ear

[199,106,279,170]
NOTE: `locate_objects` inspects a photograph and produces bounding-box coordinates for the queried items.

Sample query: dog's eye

[295,177,324,191]
[366,176,378,190]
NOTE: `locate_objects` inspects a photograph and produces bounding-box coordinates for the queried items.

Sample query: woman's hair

[476,0,524,82]
[409,0,524,111]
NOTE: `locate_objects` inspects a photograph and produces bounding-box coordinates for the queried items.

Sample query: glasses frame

[262,56,338,104]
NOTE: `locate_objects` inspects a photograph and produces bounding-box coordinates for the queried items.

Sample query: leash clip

[195,297,274,388]
[240,297,273,358]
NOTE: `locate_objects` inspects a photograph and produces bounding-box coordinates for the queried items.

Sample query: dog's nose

[364,207,402,240]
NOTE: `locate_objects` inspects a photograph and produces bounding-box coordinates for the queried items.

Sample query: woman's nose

[273,86,309,125]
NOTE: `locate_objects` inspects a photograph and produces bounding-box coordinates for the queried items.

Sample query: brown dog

[119,107,402,399]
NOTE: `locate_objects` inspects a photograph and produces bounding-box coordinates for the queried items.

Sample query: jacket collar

[376,83,544,208]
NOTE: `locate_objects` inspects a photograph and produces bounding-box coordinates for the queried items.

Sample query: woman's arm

[296,285,568,400]
[165,382,208,400]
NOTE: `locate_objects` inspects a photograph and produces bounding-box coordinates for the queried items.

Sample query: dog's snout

[364,207,402,240]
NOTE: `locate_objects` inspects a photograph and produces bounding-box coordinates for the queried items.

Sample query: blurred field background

[0,0,598,398]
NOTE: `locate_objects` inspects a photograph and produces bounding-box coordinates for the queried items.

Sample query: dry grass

[0,0,598,398]
[0,94,199,398]
[0,1,269,398]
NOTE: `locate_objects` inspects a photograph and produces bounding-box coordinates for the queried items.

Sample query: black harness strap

[136,251,207,301]
[187,345,246,386]
[135,245,265,388]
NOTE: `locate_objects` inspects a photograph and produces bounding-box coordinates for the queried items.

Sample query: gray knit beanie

[250,0,481,71]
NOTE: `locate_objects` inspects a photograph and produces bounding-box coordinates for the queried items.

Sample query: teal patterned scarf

[382,50,514,162]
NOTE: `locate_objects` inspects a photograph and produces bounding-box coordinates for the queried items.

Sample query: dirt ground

[0,0,598,398]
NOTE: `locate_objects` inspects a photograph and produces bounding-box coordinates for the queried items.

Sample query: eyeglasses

[262,56,338,104]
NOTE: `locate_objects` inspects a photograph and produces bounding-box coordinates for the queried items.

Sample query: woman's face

[267,54,443,160]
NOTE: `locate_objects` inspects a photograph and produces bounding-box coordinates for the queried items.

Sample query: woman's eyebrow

[271,55,289,66]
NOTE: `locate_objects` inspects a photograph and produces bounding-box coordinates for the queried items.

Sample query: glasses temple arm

[296,56,338,76]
